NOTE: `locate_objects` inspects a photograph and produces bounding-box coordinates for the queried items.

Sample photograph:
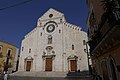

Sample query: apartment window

[72,44,74,50]
[48,35,52,44]
[7,49,11,57]
[6,49,12,64]
[29,49,31,53]
[83,40,86,45]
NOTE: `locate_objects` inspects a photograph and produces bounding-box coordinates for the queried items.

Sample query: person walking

[4,71,8,80]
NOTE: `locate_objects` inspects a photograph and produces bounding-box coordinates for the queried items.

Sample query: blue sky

[0,0,88,49]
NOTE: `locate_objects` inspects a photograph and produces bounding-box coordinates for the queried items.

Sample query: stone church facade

[18,8,88,72]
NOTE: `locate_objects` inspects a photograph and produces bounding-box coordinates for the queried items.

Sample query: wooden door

[70,60,77,72]
[26,61,31,71]
[45,58,52,71]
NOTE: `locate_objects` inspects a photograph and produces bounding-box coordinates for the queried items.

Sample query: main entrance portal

[45,58,52,71]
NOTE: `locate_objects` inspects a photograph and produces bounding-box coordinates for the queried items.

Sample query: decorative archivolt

[67,54,78,60]
[24,56,33,60]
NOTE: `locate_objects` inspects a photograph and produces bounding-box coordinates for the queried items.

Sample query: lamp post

[85,41,91,75]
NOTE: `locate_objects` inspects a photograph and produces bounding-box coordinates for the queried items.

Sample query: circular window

[46,24,55,33]
[49,14,53,18]
[44,21,58,34]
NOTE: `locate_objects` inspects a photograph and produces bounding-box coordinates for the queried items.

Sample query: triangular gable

[39,8,64,21]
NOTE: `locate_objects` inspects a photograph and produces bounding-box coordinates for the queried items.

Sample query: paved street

[9,76,91,80]
[7,71,92,80]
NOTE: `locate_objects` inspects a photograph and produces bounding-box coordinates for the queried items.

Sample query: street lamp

[85,41,91,75]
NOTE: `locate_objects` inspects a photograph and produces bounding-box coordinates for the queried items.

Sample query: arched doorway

[110,58,117,80]
[101,60,109,80]
[24,56,33,72]
[67,55,78,72]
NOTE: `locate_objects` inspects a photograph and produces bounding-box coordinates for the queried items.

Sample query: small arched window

[40,23,42,26]
[48,35,52,44]
[83,40,86,45]
[72,44,74,50]
[29,49,31,53]
[59,29,61,33]
[60,19,62,23]
[41,32,42,36]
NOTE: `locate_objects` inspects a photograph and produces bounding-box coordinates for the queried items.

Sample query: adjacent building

[18,8,89,73]
[0,41,18,73]
[87,0,120,80]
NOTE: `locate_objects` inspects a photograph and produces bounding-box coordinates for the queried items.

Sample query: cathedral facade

[18,8,88,72]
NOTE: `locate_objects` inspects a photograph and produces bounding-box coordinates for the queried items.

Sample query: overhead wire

[0,0,33,11]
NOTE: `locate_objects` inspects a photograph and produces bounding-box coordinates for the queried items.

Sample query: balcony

[89,7,120,56]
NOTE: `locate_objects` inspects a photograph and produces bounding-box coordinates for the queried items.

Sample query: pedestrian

[4,71,8,80]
